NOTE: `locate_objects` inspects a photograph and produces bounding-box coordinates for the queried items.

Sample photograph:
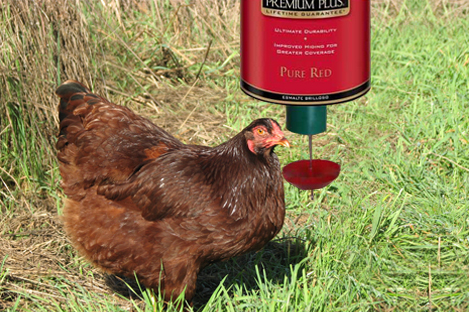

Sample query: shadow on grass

[103,238,308,310]
[193,238,308,309]
[104,274,146,300]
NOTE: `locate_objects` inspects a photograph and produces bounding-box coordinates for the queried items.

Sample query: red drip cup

[283,160,340,191]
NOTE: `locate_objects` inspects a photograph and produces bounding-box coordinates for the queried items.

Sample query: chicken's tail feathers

[56,80,95,122]
[56,80,89,97]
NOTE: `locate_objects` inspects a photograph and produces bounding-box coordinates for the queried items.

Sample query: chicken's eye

[256,128,265,135]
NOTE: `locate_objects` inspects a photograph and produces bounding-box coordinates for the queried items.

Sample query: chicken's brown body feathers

[56,80,286,303]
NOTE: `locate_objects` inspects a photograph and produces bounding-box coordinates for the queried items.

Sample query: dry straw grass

[0,1,238,308]
[0,0,239,147]
[1,0,469,310]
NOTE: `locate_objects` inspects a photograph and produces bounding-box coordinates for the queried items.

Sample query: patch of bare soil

[131,83,230,145]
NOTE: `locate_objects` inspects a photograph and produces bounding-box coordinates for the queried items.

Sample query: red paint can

[241,0,370,106]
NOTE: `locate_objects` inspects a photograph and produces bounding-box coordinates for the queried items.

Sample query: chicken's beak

[275,137,290,148]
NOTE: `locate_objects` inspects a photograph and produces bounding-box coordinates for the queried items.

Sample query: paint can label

[241,0,370,105]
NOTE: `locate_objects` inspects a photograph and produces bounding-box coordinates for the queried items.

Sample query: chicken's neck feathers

[198,133,282,220]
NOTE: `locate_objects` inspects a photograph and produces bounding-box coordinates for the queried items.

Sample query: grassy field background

[1,0,469,311]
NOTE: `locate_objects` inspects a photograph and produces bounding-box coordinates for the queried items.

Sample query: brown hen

[56,80,289,304]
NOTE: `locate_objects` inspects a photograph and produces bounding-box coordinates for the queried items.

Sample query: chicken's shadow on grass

[104,238,308,309]
[104,274,147,300]
[193,237,308,309]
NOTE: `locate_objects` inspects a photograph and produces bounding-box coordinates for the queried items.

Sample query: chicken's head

[244,118,290,155]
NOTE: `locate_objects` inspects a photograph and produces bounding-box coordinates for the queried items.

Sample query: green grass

[1,0,469,311]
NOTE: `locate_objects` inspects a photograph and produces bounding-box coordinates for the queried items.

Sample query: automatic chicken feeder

[240,0,371,199]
